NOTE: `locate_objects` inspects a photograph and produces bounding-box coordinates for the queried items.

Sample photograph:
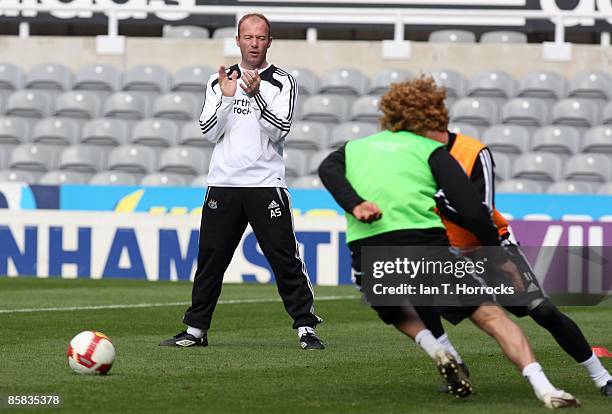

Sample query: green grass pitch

[1,277,610,413]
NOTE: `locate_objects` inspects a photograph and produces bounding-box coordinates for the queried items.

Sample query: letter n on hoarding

[0,226,37,276]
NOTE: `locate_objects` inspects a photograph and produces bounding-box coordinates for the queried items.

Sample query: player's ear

[235,34,240,47]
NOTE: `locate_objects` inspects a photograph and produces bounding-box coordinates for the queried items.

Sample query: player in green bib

[344,130,445,242]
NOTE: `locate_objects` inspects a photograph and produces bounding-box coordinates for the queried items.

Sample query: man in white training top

[160,13,324,350]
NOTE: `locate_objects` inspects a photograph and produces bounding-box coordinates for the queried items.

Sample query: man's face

[236,17,272,70]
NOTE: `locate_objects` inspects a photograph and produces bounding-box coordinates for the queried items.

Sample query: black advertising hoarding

[0,1,611,32]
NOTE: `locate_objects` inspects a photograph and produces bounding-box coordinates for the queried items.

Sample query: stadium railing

[4,4,612,46]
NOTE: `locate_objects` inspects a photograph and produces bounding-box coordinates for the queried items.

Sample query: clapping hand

[240,69,261,98]
[218,66,238,97]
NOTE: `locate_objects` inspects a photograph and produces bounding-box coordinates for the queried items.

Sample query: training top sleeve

[470,148,495,212]
[428,147,500,246]
[198,73,234,144]
[251,72,297,143]
[318,144,366,214]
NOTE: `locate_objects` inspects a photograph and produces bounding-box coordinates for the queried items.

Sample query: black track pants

[183,187,321,330]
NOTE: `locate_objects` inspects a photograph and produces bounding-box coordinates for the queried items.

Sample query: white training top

[198,63,298,187]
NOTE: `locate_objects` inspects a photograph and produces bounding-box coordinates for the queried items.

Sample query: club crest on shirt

[208,199,218,209]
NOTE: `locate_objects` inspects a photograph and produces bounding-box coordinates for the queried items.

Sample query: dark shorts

[436,305,482,325]
[349,230,492,326]
[468,245,547,318]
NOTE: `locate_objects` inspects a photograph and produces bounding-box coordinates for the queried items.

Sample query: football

[67,331,116,375]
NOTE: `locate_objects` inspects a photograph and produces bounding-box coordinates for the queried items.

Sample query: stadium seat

[482,125,530,155]
[350,95,382,124]
[9,143,59,172]
[152,93,199,121]
[73,64,121,92]
[601,101,612,125]
[122,64,171,93]
[179,122,211,148]
[163,25,210,39]
[104,92,149,120]
[307,149,334,175]
[81,118,130,147]
[501,98,548,127]
[451,97,498,127]
[492,152,511,181]
[107,145,157,175]
[467,70,516,99]
[5,90,52,118]
[212,26,236,38]
[448,122,481,139]
[285,121,330,152]
[38,170,91,185]
[429,69,466,98]
[286,68,320,97]
[172,65,214,93]
[319,68,369,96]
[301,94,350,124]
[551,98,599,128]
[368,68,414,95]
[517,71,567,101]
[131,118,179,148]
[0,63,24,93]
[445,97,457,113]
[568,70,612,101]
[283,149,308,178]
[31,117,80,146]
[512,152,563,183]
[428,29,476,43]
[531,125,580,155]
[190,174,208,187]
[0,169,41,183]
[597,181,612,195]
[582,126,612,154]
[25,63,72,91]
[564,154,612,183]
[480,31,527,44]
[547,180,597,194]
[0,145,10,170]
[0,116,31,145]
[293,95,306,121]
[330,122,378,148]
[497,179,544,193]
[141,172,189,187]
[89,171,139,186]
[53,91,102,119]
[59,145,107,173]
[291,174,324,189]
[158,146,210,176]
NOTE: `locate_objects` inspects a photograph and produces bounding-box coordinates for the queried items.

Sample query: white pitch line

[0,295,360,314]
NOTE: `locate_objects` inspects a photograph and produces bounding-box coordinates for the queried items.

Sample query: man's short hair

[237,13,271,38]
[379,76,449,136]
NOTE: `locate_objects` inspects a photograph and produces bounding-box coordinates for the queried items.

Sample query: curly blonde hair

[379,75,449,136]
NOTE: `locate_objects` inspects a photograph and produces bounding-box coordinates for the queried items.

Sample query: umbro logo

[268,200,279,209]
[176,339,196,347]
